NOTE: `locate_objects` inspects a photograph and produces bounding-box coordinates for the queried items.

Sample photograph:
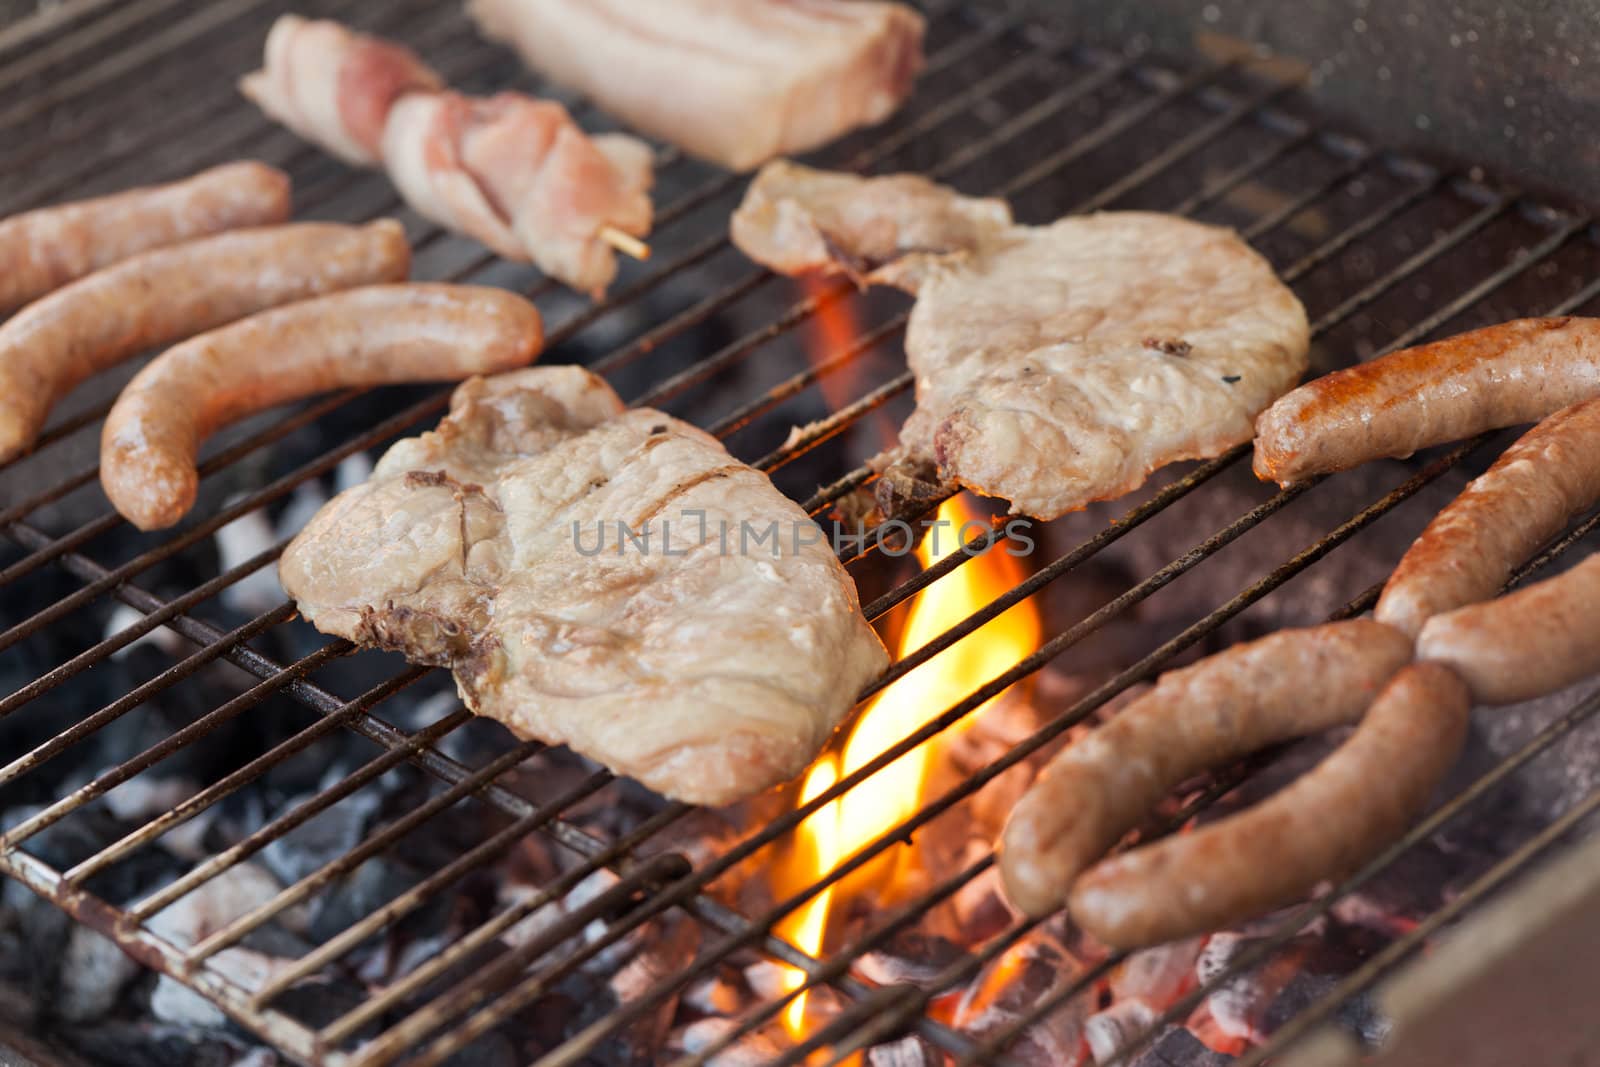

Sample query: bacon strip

[382,92,653,296]
[239,14,442,166]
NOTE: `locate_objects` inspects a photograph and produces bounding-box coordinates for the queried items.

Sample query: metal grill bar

[3,2,1599,1064]
[516,196,1556,1067]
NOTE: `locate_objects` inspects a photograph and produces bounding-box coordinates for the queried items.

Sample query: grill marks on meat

[732,167,1308,520]
[467,0,924,171]
[280,367,888,806]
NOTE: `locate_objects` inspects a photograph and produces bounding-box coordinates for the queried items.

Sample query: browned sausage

[998,619,1414,919]
[1253,318,1600,487]
[1417,553,1600,706]
[1376,395,1600,637]
[0,162,291,314]
[1068,662,1469,949]
[0,220,410,465]
[100,284,543,531]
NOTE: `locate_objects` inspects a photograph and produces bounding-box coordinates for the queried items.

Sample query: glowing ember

[778,494,1043,1038]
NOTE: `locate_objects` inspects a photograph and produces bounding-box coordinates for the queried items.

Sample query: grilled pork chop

[280,367,888,805]
[732,165,1311,520]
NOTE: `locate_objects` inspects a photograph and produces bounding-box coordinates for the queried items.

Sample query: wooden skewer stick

[599,226,651,261]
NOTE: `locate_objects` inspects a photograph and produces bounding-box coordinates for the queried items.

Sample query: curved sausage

[0,220,410,464]
[1376,395,1600,637]
[998,620,1414,919]
[1068,662,1470,949]
[1253,318,1600,487]
[1417,553,1600,706]
[100,284,543,531]
[0,162,291,314]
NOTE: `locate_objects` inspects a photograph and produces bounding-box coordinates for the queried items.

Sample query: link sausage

[1417,553,1600,706]
[1253,318,1600,486]
[998,620,1415,920]
[1069,662,1469,948]
[0,162,291,314]
[0,220,410,464]
[100,284,543,530]
[1376,395,1600,637]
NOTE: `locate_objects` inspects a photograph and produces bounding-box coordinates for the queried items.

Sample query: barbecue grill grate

[3,1,1600,1065]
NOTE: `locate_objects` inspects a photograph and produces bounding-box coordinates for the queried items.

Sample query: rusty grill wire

[2,0,1599,1065]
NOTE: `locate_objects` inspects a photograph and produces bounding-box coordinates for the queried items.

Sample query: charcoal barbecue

[2,1,1598,1065]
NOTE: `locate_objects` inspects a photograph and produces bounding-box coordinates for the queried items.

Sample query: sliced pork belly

[467,0,925,171]
[382,92,653,296]
[731,160,1012,289]
[239,14,442,166]
[280,366,888,806]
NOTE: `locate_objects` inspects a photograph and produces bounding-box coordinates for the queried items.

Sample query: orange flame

[800,276,864,417]
[778,495,1043,1040]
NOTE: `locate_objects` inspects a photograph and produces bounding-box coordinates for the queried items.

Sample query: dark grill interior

[3,1,1600,1065]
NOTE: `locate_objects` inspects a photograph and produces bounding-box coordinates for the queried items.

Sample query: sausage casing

[1253,317,1600,487]
[1417,553,1600,706]
[0,220,410,464]
[0,162,291,314]
[1376,395,1600,637]
[998,619,1414,919]
[1069,662,1469,948]
[100,284,543,531]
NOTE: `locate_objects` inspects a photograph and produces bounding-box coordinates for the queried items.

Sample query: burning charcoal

[1084,999,1158,1064]
[596,915,700,1065]
[954,929,1089,1066]
[1129,1027,1236,1067]
[742,960,791,1002]
[683,972,743,1016]
[55,925,143,1022]
[854,930,970,990]
[102,777,213,860]
[673,1017,787,1067]
[948,849,1022,944]
[865,1033,944,1067]
[1111,938,1203,1007]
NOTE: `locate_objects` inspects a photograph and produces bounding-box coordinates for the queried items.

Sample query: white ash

[683,973,743,1016]
[145,862,302,1028]
[55,925,143,1022]
[213,498,285,615]
[673,1017,786,1067]
[1111,937,1203,1007]
[742,959,792,1002]
[104,603,184,660]
[1085,998,1158,1064]
[274,481,329,544]
[865,1033,944,1067]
